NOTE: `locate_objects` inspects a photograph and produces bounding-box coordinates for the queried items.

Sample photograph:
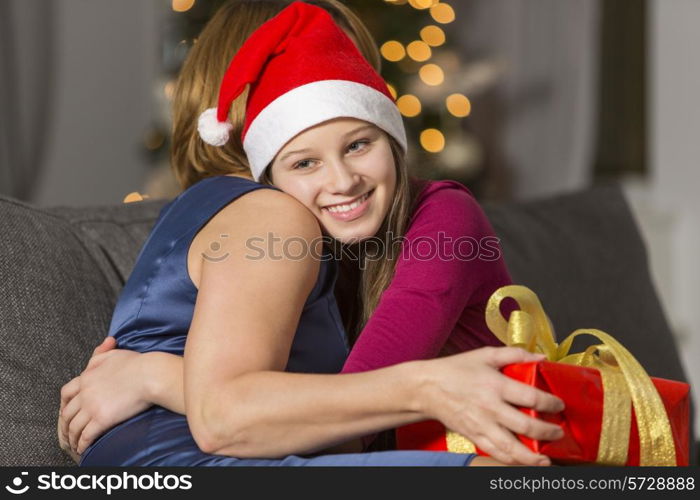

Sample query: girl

[59,0,564,466]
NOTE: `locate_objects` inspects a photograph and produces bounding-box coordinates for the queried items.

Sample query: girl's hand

[58,337,115,461]
[58,338,152,456]
[420,346,566,466]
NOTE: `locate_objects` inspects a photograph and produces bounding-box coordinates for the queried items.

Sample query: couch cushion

[0,196,123,465]
[50,199,169,297]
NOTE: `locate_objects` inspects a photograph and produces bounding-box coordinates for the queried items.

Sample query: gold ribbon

[448,285,676,465]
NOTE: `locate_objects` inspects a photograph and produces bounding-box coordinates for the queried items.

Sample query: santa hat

[197,0,407,181]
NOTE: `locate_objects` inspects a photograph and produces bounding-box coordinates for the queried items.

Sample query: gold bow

[450,285,676,465]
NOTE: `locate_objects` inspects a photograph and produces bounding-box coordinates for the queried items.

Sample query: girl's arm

[342,181,512,374]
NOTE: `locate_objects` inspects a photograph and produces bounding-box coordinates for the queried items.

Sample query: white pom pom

[197,108,233,146]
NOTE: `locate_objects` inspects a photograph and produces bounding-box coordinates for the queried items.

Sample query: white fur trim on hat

[198,107,234,146]
[242,80,407,181]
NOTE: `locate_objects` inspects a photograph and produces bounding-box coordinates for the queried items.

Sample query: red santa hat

[197,0,407,181]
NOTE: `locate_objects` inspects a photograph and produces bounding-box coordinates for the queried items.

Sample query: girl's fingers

[484,346,546,369]
[59,383,83,441]
[491,425,550,466]
[494,401,564,441]
[500,377,564,414]
[470,435,512,465]
[476,422,551,466]
[57,411,70,451]
[68,410,91,453]
[60,394,82,441]
[76,421,102,455]
[59,377,80,410]
[469,456,509,466]
[91,337,117,357]
[85,351,112,371]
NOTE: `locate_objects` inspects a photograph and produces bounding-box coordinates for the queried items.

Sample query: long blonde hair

[353,138,420,341]
[171,0,419,341]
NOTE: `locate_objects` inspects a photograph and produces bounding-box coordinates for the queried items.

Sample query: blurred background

[1,0,699,429]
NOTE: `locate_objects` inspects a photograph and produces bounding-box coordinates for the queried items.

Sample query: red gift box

[396,360,690,466]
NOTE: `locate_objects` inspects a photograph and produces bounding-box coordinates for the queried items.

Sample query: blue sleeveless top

[80,175,475,467]
[80,175,350,465]
[108,175,348,370]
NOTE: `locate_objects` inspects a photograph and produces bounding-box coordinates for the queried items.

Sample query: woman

[59,0,564,466]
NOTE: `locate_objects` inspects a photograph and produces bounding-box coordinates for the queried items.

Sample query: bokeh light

[380,40,406,62]
[164,80,176,100]
[143,128,165,151]
[446,93,472,117]
[409,0,438,9]
[397,94,422,117]
[172,0,196,13]
[406,41,432,62]
[386,83,398,100]
[419,63,445,86]
[430,2,456,24]
[420,129,445,153]
[123,192,147,203]
[144,129,166,151]
[420,25,446,47]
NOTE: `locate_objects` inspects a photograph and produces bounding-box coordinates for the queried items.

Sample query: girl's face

[268,118,397,244]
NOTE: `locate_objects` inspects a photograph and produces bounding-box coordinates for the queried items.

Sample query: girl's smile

[322,188,374,221]
[268,117,397,243]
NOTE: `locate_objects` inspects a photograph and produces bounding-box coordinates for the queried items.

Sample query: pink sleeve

[341,181,512,374]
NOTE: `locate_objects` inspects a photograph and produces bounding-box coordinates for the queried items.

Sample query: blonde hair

[171,0,381,189]
[354,137,419,340]
[171,0,419,341]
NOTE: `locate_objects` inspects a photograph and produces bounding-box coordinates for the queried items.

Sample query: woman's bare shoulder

[188,188,321,289]
[211,187,320,237]
[223,189,319,232]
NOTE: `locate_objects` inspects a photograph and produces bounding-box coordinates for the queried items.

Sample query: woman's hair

[171,0,381,190]
[171,0,420,341]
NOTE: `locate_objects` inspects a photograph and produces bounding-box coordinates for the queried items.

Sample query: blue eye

[292,140,370,170]
[348,139,370,152]
[293,159,315,170]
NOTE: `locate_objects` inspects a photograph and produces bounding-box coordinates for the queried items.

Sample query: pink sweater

[341,180,511,374]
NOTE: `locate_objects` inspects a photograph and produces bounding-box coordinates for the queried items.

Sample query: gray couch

[0,182,695,466]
